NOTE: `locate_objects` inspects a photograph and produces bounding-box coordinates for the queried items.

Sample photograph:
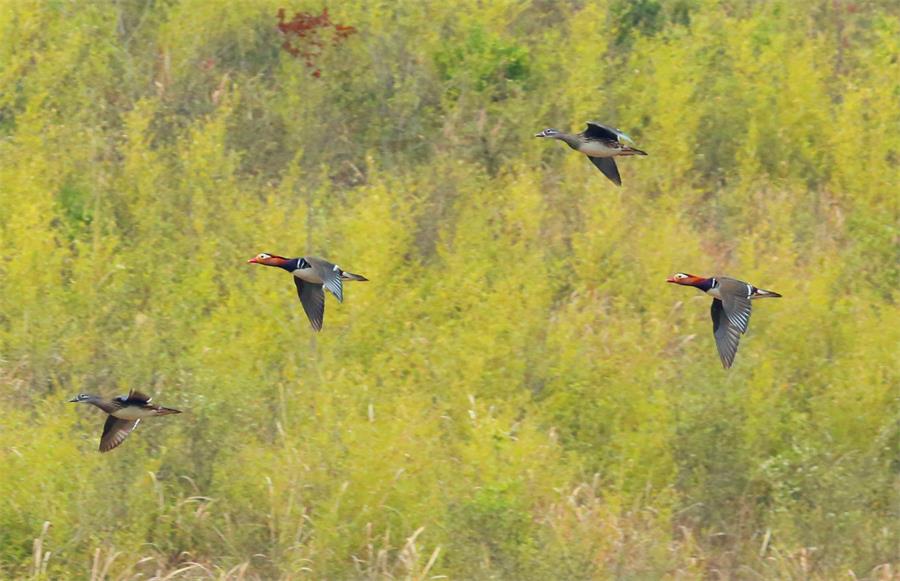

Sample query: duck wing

[294,278,325,331]
[584,122,633,143]
[126,390,152,404]
[711,305,752,372]
[589,156,622,186]
[100,416,140,452]
[306,257,345,302]
[710,299,741,369]
[718,278,753,333]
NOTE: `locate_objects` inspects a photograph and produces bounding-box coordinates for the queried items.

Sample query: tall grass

[0,0,897,578]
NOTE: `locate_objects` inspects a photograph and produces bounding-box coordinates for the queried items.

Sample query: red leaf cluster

[276,8,357,78]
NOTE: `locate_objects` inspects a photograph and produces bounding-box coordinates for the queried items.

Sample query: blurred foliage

[434,25,532,95]
[0,0,898,578]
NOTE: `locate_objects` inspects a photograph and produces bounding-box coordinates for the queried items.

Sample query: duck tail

[341,271,368,282]
[752,287,782,298]
[156,406,182,415]
[623,146,648,156]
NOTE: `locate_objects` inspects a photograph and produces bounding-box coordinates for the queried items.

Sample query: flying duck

[667,273,782,369]
[69,390,181,452]
[535,122,647,186]
[248,253,368,331]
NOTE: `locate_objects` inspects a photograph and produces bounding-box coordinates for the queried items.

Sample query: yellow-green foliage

[0,0,897,578]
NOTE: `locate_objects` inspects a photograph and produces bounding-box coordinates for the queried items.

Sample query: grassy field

[0,0,898,578]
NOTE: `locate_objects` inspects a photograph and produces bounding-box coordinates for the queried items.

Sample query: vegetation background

[0,0,898,578]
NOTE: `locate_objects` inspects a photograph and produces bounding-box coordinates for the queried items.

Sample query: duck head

[69,393,97,404]
[534,128,561,138]
[247,252,290,267]
[666,272,707,286]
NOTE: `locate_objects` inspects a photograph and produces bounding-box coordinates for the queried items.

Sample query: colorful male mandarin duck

[70,390,181,452]
[248,253,368,331]
[535,122,647,186]
[667,273,782,368]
